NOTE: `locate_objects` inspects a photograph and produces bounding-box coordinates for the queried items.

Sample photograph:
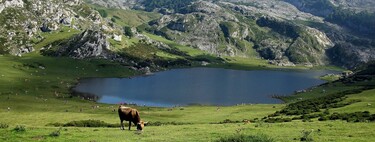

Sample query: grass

[1,10,374,141]
[144,33,207,57]
[90,5,161,27]
[331,89,375,114]
[34,27,80,50]
[1,119,375,141]
[1,54,375,141]
[320,74,342,81]
[216,134,275,142]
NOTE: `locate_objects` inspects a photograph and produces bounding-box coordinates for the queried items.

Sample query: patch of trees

[284,0,335,17]
[96,9,108,18]
[319,111,375,122]
[326,8,375,37]
[142,0,196,13]
[123,26,134,38]
[273,89,364,116]
[256,17,300,39]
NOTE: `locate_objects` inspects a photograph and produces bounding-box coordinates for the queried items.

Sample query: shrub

[216,134,275,142]
[111,17,116,23]
[49,128,62,137]
[63,120,119,127]
[318,116,328,121]
[300,129,314,141]
[0,123,9,129]
[97,9,108,18]
[277,88,367,116]
[13,125,26,132]
[47,120,120,128]
[124,26,134,38]
[264,118,293,123]
[216,119,241,124]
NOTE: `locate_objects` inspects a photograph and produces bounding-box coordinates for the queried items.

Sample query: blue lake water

[73,68,337,107]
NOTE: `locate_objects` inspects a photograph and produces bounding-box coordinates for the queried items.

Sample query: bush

[276,88,368,117]
[216,134,275,142]
[48,120,120,128]
[0,123,9,129]
[216,119,241,124]
[111,17,116,23]
[13,125,26,132]
[64,120,119,127]
[124,26,134,38]
[300,129,314,141]
[327,111,375,122]
[264,118,293,123]
[318,116,328,121]
[97,9,108,18]
[49,128,62,137]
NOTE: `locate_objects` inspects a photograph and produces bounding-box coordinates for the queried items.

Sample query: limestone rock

[55,30,111,59]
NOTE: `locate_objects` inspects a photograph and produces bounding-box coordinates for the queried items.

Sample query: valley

[0,0,375,141]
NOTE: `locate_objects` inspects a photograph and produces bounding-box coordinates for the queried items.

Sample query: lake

[73,68,337,107]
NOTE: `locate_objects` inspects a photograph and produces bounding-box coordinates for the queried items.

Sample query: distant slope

[88,0,375,69]
[1,0,375,69]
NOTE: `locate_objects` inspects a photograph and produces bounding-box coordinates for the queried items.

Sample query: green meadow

[1,7,375,142]
[1,45,375,141]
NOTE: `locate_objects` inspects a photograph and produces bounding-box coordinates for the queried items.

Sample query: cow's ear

[144,122,149,126]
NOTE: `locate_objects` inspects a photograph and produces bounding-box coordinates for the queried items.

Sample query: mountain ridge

[0,0,374,69]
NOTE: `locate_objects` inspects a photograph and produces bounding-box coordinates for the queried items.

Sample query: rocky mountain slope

[0,0,124,55]
[141,1,333,66]
[86,0,375,68]
[1,0,374,69]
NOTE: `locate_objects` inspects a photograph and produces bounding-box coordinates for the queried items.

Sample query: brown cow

[118,106,147,131]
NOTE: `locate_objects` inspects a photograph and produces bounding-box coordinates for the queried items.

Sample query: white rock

[113,34,122,42]
[4,0,24,8]
[0,4,4,13]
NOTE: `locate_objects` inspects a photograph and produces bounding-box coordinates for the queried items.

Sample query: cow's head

[137,121,148,131]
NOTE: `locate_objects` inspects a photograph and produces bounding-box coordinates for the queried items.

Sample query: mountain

[1,0,374,69]
[0,0,123,55]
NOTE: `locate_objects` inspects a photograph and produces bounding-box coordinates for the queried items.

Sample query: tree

[124,26,134,38]
[97,9,108,18]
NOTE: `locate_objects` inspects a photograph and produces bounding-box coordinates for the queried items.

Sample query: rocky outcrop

[329,0,375,12]
[146,1,249,56]
[145,0,335,65]
[0,0,118,56]
[86,0,143,10]
[54,30,112,59]
[0,0,24,13]
[282,0,334,17]
[328,42,375,69]
[222,0,324,22]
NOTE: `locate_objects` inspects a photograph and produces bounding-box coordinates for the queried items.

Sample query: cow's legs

[120,120,124,130]
[128,121,131,130]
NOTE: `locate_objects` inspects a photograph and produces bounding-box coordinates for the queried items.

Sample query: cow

[118,106,147,131]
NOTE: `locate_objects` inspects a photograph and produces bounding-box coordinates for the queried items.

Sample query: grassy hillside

[91,5,161,27]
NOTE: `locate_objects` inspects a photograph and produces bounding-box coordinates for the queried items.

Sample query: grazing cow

[118,106,147,131]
